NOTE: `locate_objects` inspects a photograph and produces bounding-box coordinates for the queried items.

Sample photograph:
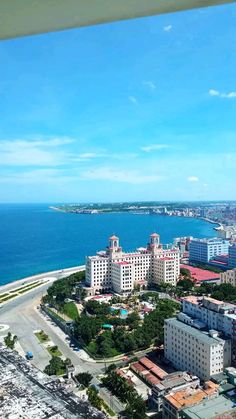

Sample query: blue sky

[0,3,236,203]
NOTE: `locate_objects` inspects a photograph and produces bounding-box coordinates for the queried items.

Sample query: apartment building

[182,296,236,340]
[221,268,236,286]
[150,371,200,412]
[162,381,219,419]
[85,233,180,295]
[189,238,230,264]
[229,243,236,269]
[164,316,231,380]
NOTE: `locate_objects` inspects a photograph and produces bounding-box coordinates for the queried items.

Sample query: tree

[45,272,85,307]
[74,315,102,345]
[124,394,147,419]
[180,267,191,277]
[87,386,102,410]
[44,356,66,376]
[177,277,194,291]
[85,300,110,316]
[126,312,140,330]
[4,332,17,350]
[76,372,93,387]
[106,363,117,374]
[96,331,116,357]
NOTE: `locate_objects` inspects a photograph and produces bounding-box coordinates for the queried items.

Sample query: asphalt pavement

[0,281,124,414]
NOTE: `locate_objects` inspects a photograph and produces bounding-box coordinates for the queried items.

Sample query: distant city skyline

[0,3,236,202]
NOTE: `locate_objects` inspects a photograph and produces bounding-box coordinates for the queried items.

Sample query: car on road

[26,351,33,360]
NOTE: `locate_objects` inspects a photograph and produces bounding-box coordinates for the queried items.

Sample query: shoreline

[0,265,85,294]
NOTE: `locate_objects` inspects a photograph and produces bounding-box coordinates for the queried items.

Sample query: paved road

[0,265,85,295]
[0,279,124,414]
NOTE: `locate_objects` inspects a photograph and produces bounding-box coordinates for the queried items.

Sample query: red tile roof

[180,264,220,282]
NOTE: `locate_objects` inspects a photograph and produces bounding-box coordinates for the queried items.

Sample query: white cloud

[81,167,164,184]
[222,92,236,98]
[187,176,199,182]
[129,96,138,105]
[0,137,75,166]
[141,144,170,153]
[143,81,156,90]
[163,25,172,32]
[209,89,236,98]
[209,89,220,97]
[203,183,208,187]
[0,169,70,185]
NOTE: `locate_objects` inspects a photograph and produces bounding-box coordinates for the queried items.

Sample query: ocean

[0,204,218,286]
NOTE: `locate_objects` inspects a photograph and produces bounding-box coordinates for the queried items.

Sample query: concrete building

[111,261,134,294]
[221,268,236,286]
[189,238,230,264]
[162,381,219,419]
[150,371,200,412]
[164,316,231,380]
[85,233,180,295]
[180,394,236,419]
[229,243,236,269]
[182,296,236,364]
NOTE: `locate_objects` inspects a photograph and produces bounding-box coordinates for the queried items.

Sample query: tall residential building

[85,233,180,295]
[182,296,236,363]
[229,243,236,269]
[221,268,236,286]
[182,296,236,338]
[164,315,231,380]
[189,238,230,264]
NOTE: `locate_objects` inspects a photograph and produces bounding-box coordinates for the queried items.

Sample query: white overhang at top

[0,0,235,40]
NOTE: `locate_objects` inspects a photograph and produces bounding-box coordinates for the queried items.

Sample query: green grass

[0,293,18,303]
[0,282,43,303]
[56,368,66,376]
[12,281,41,293]
[35,330,49,343]
[102,401,116,417]
[0,292,10,299]
[86,341,120,359]
[46,307,66,323]
[17,283,42,294]
[46,346,62,357]
[63,302,79,320]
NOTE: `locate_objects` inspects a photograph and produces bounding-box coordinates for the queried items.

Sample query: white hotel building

[164,314,232,381]
[85,233,180,295]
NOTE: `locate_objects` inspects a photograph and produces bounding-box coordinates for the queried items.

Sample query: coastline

[0,265,85,294]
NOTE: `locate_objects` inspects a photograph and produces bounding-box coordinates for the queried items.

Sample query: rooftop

[0,345,105,419]
[181,394,235,419]
[180,265,220,282]
[165,381,218,410]
[165,318,227,345]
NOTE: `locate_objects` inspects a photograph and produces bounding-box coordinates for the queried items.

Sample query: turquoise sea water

[0,204,218,286]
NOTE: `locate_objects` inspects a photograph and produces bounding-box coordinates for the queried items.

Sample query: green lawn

[102,401,116,417]
[46,345,62,357]
[0,293,18,303]
[17,283,43,294]
[12,281,41,293]
[86,340,120,359]
[62,302,79,320]
[35,330,49,343]
[0,292,10,299]
[56,367,66,376]
[46,307,66,323]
